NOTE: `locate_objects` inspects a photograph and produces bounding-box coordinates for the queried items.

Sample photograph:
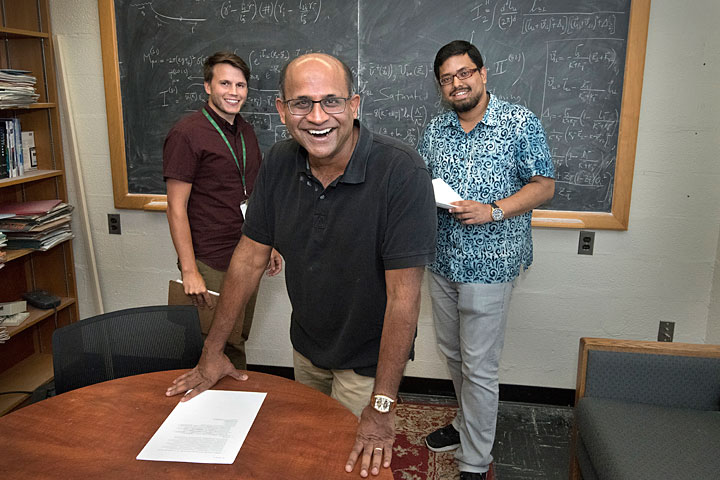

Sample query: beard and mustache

[446,86,486,113]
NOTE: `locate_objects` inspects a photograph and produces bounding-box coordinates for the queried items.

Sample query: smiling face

[275,54,360,167]
[204,63,248,124]
[438,53,488,114]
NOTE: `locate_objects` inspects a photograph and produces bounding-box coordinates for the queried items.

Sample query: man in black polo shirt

[167,53,436,478]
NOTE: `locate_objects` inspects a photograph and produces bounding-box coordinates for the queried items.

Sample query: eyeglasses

[438,67,479,86]
[283,96,352,115]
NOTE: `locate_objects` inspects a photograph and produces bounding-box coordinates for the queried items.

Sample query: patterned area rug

[393,402,495,480]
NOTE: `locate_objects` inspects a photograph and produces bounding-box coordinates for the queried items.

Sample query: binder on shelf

[0,199,63,216]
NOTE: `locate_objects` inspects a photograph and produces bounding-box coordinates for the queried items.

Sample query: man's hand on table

[345,406,395,477]
[165,348,247,401]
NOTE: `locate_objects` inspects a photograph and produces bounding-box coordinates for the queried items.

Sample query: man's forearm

[167,208,197,270]
[204,236,271,352]
[495,175,555,219]
[372,267,425,398]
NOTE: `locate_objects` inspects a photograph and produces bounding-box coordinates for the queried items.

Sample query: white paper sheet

[137,390,266,464]
[431,178,464,209]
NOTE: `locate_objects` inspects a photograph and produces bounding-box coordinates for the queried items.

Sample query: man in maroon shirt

[163,51,281,369]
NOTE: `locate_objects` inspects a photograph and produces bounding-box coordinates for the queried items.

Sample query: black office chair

[52,305,203,394]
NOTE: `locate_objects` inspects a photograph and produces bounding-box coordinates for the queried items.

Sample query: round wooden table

[0,370,393,479]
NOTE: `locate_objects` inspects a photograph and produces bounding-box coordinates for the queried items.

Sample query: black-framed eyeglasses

[283,96,352,115]
[438,67,479,86]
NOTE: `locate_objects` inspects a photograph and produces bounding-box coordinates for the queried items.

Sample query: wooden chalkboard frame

[98,0,651,228]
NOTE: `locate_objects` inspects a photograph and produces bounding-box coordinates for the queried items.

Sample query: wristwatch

[490,202,504,221]
[371,393,396,413]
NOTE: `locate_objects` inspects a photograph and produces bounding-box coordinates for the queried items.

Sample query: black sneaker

[460,472,487,480]
[424,424,460,452]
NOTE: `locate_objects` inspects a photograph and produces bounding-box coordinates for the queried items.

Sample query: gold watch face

[492,208,503,221]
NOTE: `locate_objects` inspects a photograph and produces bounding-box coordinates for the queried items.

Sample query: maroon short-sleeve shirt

[163,103,262,271]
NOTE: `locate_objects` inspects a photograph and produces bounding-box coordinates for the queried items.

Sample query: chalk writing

[113,0,632,213]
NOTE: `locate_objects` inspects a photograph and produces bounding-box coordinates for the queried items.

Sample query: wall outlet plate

[658,321,675,342]
[108,213,121,235]
[578,230,595,255]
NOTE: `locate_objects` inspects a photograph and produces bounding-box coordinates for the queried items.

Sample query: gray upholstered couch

[570,337,720,480]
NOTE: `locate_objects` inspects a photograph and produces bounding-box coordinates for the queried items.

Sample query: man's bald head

[278,53,354,100]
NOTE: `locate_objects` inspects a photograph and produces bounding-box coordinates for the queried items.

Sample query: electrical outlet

[658,321,675,342]
[108,213,121,235]
[577,230,595,255]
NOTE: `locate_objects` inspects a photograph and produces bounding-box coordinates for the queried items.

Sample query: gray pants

[429,272,513,474]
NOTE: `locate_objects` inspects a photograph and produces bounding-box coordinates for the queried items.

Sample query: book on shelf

[0,118,24,178]
[0,121,7,179]
[21,130,37,170]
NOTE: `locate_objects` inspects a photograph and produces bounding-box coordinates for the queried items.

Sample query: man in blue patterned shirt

[418,40,555,480]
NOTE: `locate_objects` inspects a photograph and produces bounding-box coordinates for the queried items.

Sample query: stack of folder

[0,199,74,251]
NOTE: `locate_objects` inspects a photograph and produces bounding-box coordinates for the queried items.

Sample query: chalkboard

[99,0,650,229]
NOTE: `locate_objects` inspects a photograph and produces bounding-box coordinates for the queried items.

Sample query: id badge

[240,200,248,219]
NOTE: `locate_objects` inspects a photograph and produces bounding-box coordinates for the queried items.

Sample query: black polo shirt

[243,120,436,375]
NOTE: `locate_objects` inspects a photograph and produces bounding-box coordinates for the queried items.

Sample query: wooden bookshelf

[0,0,79,415]
[0,169,63,188]
[3,237,72,263]
[0,26,50,39]
[3,297,76,338]
[0,353,53,415]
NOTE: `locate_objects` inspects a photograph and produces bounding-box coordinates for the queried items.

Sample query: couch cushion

[585,350,720,410]
[577,397,720,480]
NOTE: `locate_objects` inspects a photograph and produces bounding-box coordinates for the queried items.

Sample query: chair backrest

[52,305,203,394]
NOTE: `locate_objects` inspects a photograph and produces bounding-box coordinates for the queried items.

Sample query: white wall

[50,0,720,389]
[708,231,720,344]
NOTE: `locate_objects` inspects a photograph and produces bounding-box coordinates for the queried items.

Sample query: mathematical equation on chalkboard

[114,0,631,212]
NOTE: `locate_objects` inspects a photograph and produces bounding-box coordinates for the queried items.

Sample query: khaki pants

[192,259,258,370]
[292,349,375,417]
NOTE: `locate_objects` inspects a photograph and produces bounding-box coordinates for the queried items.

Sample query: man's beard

[449,88,484,113]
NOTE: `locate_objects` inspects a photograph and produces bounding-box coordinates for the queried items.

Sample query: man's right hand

[182,270,215,308]
[165,348,248,401]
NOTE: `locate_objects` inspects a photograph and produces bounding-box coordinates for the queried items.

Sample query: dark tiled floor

[493,402,573,479]
[399,393,573,480]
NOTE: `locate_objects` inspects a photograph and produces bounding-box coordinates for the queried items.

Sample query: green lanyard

[202,108,247,195]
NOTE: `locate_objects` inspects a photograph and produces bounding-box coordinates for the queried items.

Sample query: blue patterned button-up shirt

[418,93,554,284]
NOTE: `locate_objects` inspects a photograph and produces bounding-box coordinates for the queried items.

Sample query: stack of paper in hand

[431,178,464,209]
[0,199,74,251]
